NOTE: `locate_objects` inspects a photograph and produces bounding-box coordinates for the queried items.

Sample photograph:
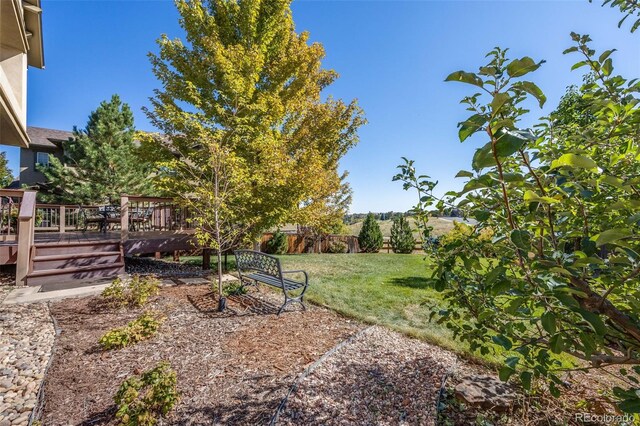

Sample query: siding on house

[19,126,71,188]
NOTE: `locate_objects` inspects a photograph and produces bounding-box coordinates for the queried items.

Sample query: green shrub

[326,240,348,253]
[390,215,416,254]
[222,281,247,297]
[266,229,288,254]
[358,213,383,253]
[102,275,161,308]
[115,362,179,426]
[99,311,165,350]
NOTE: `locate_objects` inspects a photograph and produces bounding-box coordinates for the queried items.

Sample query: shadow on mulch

[188,291,282,317]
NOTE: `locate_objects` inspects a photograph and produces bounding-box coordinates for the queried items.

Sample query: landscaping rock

[0,285,55,426]
[454,374,517,412]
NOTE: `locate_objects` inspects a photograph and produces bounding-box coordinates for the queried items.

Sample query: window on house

[35,152,50,168]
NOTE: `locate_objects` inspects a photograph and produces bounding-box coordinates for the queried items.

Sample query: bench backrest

[234,250,282,279]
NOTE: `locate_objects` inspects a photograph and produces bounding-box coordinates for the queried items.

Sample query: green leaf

[618,399,640,413]
[494,128,535,158]
[499,366,515,381]
[458,114,487,142]
[472,142,496,170]
[491,93,511,114]
[445,71,484,88]
[576,309,607,336]
[474,210,491,221]
[455,170,474,178]
[550,153,598,171]
[524,190,560,204]
[506,57,545,78]
[595,228,634,247]
[520,371,533,391]
[510,230,531,251]
[549,334,564,354]
[514,81,547,107]
[541,311,557,334]
[492,334,513,350]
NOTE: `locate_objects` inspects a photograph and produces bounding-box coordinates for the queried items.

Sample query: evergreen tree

[0,153,14,188]
[390,215,415,254]
[358,213,383,253]
[41,95,154,205]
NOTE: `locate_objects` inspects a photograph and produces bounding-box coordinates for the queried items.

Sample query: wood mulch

[41,284,363,425]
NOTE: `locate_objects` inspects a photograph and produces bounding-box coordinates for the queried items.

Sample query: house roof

[26,126,73,149]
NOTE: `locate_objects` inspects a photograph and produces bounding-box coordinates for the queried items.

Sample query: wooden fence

[260,233,360,254]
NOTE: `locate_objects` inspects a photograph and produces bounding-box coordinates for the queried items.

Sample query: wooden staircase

[26,240,125,288]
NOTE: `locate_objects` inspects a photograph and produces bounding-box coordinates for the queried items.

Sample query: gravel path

[0,293,55,426]
[279,326,458,425]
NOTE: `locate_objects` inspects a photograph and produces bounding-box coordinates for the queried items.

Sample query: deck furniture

[78,206,120,233]
[234,249,309,315]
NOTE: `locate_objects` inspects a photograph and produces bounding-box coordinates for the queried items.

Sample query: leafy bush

[115,362,179,426]
[358,213,383,253]
[102,275,161,308]
[390,215,416,254]
[99,311,165,350]
[266,229,288,254]
[326,240,348,253]
[222,281,247,297]
[397,34,640,411]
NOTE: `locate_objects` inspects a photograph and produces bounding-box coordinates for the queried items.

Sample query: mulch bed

[41,284,363,425]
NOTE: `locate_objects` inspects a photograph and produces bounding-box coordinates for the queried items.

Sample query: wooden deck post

[59,205,66,233]
[120,195,129,242]
[16,191,37,286]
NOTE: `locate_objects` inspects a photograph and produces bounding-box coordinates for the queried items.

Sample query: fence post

[59,205,66,233]
[120,195,129,242]
[16,191,36,286]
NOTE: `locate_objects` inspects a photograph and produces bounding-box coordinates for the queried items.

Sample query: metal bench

[234,250,309,315]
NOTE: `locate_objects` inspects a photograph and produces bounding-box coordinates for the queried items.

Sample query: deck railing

[10,193,195,285]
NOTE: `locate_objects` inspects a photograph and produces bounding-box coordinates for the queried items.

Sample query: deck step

[31,251,122,271]
[26,263,125,287]
[34,241,120,256]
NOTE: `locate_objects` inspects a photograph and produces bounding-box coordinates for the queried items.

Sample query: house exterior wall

[19,146,63,187]
[0,0,44,148]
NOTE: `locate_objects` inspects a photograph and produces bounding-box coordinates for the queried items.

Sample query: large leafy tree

[397,34,640,411]
[41,95,154,205]
[144,0,365,243]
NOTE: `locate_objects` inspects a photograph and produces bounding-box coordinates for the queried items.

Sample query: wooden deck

[0,230,199,265]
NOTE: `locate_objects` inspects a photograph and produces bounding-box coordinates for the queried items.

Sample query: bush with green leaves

[358,213,383,253]
[396,33,640,412]
[99,311,165,350]
[222,281,247,297]
[327,240,349,253]
[390,215,416,254]
[266,229,288,254]
[102,275,161,308]
[114,361,179,426]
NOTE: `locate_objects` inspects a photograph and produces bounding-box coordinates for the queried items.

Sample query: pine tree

[390,215,415,254]
[41,95,154,205]
[358,213,383,253]
[0,152,14,188]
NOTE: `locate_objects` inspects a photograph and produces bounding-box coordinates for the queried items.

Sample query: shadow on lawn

[387,276,435,289]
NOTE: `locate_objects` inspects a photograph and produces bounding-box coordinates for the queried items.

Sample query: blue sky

[12,0,639,212]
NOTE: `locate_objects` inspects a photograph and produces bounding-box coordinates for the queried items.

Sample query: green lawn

[275,253,475,355]
[176,252,493,361]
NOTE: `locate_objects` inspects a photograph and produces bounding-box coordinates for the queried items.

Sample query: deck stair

[26,240,125,288]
